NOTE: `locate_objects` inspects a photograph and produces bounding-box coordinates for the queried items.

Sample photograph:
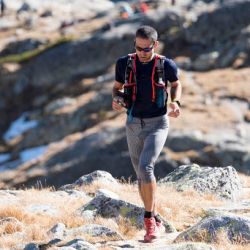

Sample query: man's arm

[170,80,182,103]
[112,81,123,98]
[112,81,125,111]
[168,80,182,118]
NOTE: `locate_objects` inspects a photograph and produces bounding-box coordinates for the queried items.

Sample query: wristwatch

[172,100,181,107]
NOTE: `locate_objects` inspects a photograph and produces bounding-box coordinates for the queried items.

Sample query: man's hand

[168,102,180,118]
[112,96,126,111]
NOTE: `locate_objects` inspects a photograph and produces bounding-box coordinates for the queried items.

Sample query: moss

[0,36,74,64]
[84,204,96,211]
[119,206,131,217]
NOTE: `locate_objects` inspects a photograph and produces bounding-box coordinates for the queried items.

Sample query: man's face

[134,37,157,62]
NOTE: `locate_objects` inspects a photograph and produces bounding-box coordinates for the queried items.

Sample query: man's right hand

[112,96,125,111]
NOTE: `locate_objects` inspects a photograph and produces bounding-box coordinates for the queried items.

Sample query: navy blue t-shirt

[115,54,178,118]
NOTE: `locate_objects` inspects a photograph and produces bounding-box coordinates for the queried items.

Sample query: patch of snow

[0,154,11,164]
[3,112,39,142]
[20,145,48,162]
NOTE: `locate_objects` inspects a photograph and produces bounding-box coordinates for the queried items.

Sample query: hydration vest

[123,53,167,110]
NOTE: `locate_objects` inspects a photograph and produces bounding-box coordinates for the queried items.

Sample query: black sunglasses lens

[135,45,153,52]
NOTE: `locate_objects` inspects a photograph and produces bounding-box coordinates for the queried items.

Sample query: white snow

[3,112,39,142]
[0,154,11,164]
[20,145,48,162]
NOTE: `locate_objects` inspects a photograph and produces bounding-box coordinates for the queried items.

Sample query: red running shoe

[144,217,157,243]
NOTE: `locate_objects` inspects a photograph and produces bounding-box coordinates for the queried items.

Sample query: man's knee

[138,164,155,183]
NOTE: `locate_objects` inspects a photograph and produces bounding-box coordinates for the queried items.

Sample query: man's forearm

[112,86,120,98]
[170,81,182,101]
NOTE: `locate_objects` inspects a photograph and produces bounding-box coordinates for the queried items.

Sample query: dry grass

[156,185,224,231]
[0,176,249,248]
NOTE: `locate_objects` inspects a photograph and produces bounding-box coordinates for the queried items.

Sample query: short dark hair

[135,25,158,42]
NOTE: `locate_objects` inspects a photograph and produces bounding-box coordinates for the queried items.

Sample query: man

[112,25,182,243]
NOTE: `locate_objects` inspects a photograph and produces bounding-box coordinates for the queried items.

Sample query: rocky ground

[0,167,249,249]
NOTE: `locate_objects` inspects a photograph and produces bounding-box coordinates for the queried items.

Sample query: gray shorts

[126,114,169,183]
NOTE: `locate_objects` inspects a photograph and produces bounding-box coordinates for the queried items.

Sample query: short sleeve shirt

[115,54,178,118]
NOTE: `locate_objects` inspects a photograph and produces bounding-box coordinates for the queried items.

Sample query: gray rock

[166,130,209,152]
[60,170,119,190]
[214,143,250,173]
[63,239,97,250]
[160,242,216,250]
[0,38,47,57]
[175,214,250,244]
[159,164,242,200]
[192,51,219,71]
[47,223,66,240]
[79,192,176,232]
[96,188,119,199]
[67,224,123,240]
[75,170,119,186]
[23,243,39,250]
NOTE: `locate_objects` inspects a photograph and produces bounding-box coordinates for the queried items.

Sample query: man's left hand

[168,102,180,118]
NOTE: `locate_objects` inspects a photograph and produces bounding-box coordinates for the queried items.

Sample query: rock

[67,224,123,240]
[0,38,47,57]
[79,192,176,232]
[159,164,242,200]
[163,242,216,250]
[74,170,119,186]
[214,142,250,172]
[59,170,119,191]
[192,51,219,71]
[166,130,209,152]
[47,223,66,240]
[62,239,97,250]
[40,10,53,18]
[96,188,119,199]
[175,214,250,244]
[23,243,39,250]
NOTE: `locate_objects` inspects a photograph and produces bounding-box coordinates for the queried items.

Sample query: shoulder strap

[155,54,165,83]
[125,53,136,84]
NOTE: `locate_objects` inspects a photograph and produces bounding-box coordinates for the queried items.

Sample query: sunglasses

[134,42,155,52]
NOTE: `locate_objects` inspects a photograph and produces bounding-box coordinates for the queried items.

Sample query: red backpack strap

[125,53,137,101]
[151,54,166,102]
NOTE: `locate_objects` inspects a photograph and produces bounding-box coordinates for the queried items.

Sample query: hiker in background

[171,0,176,6]
[139,1,149,13]
[118,2,134,19]
[112,25,182,243]
[0,0,6,17]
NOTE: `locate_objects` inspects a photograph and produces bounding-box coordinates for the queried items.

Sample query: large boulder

[175,214,250,244]
[159,164,242,200]
[78,191,176,232]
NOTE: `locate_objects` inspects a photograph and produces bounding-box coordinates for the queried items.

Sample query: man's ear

[154,41,159,48]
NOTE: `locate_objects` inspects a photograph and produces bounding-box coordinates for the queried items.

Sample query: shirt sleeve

[164,58,179,83]
[115,57,127,84]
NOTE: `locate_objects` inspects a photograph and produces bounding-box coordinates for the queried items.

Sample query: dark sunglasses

[134,42,155,52]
